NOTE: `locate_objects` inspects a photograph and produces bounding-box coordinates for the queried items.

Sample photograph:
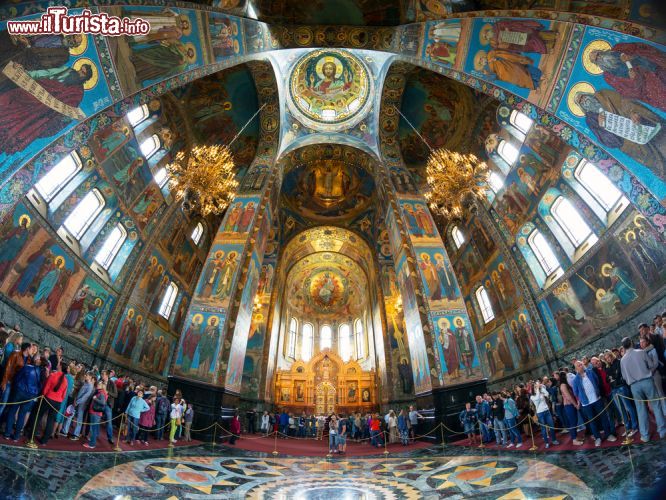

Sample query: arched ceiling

[166,63,260,177]
[396,65,500,184]
[279,143,377,224]
[285,252,368,318]
[280,226,376,278]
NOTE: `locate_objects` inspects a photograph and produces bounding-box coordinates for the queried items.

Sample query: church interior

[0,0,664,498]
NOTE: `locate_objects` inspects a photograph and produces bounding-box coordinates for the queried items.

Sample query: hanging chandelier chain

[392,105,433,153]
[229,102,267,147]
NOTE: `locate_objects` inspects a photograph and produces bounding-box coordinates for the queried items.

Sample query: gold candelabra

[425,148,489,219]
[166,144,238,217]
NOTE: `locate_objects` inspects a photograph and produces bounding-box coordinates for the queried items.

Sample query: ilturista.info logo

[6,7,150,36]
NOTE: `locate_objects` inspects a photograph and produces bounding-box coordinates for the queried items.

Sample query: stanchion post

[114,412,125,452]
[383,430,389,456]
[440,422,446,450]
[25,396,43,449]
[272,430,279,456]
[616,393,633,445]
[168,419,175,448]
[528,416,538,451]
[212,423,217,447]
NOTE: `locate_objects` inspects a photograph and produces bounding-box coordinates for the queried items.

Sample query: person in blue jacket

[572,360,617,447]
[4,355,42,441]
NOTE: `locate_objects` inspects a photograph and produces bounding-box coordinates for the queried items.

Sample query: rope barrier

[0,396,41,406]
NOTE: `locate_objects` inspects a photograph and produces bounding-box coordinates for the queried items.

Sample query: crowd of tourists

[0,323,195,449]
[459,316,666,448]
[247,406,425,453]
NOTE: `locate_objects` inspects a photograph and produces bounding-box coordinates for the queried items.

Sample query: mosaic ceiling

[288,49,373,131]
[279,144,377,224]
[285,252,368,317]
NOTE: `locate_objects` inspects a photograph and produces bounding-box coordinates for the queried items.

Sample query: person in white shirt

[260,410,270,435]
[530,381,559,448]
[169,398,184,444]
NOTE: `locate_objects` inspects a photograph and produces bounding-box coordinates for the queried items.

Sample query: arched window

[158,282,178,319]
[94,223,127,270]
[574,160,626,213]
[139,134,160,159]
[475,286,495,324]
[488,171,504,193]
[497,140,519,166]
[452,226,465,249]
[354,319,364,359]
[510,110,533,135]
[302,323,314,361]
[62,189,105,240]
[153,167,169,188]
[528,229,561,277]
[339,323,352,361]
[288,318,297,358]
[34,152,82,203]
[126,104,149,127]
[320,325,332,350]
[550,196,593,248]
[191,222,204,245]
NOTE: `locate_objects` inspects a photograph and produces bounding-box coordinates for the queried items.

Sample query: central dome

[288,49,372,130]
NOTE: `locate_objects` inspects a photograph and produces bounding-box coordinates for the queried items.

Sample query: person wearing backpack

[38,361,69,446]
[84,380,108,449]
[155,389,170,440]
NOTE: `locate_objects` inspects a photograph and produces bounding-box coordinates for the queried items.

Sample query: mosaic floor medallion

[76,455,593,499]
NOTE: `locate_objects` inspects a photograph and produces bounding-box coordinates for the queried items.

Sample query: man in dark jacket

[605,350,638,437]
[101,370,117,444]
[155,389,170,440]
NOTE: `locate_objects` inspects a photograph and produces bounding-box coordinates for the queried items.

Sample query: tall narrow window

[475,286,495,324]
[551,196,593,248]
[158,282,178,319]
[354,319,364,359]
[35,152,82,202]
[127,104,149,127]
[452,226,465,249]
[574,160,625,212]
[498,140,519,166]
[302,323,314,361]
[528,229,561,276]
[191,222,204,245]
[321,325,332,350]
[153,167,169,188]
[339,323,352,361]
[62,189,105,240]
[94,223,127,270]
[488,172,504,193]
[510,110,533,135]
[288,318,297,358]
[139,134,160,159]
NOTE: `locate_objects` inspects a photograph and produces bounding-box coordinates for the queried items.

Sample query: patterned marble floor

[0,441,664,499]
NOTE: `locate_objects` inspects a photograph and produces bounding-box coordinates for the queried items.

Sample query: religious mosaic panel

[0,15,114,185]
[288,49,373,131]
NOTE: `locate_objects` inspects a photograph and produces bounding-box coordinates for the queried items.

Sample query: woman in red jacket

[229,411,241,445]
[39,361,69,446]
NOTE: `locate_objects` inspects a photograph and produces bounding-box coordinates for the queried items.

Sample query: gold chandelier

[166,144,238,217]
[425,148,489,219]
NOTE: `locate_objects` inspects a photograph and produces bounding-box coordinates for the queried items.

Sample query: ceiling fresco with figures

[279,144,377,227]
[166,64,260,177]
[289,49,372,129]
[285,252,368,317]
[397,67,499,178]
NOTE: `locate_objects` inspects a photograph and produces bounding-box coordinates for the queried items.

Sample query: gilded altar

[274,350,377,415]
